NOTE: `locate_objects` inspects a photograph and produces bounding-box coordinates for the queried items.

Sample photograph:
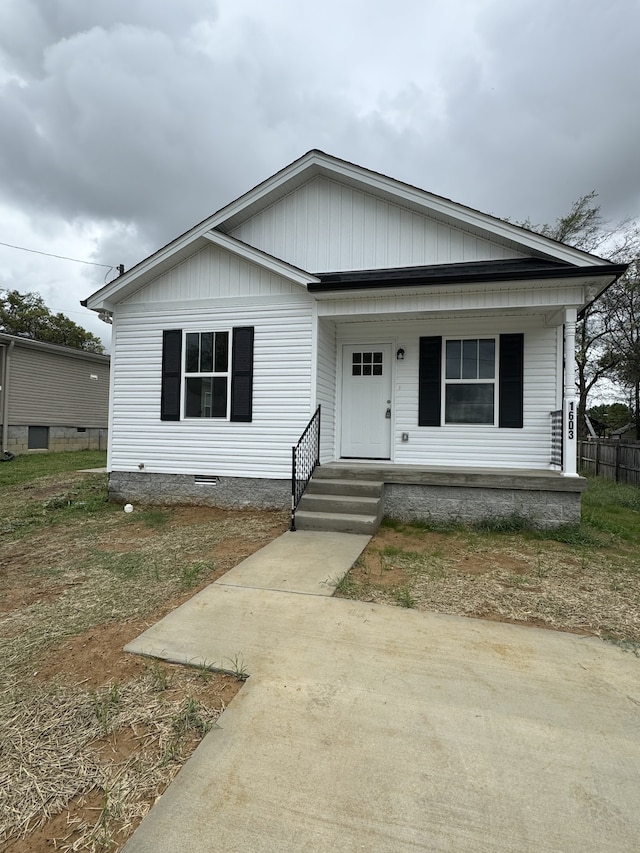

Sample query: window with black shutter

[230,326,254,422]
[160,330,182,421]
[418,336,442,426]
[498,333,524,428]
[418,334,524,428]
[160,326,254,422]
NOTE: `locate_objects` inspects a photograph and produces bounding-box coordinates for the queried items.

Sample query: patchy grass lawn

[0,451,288,852]
[336,476,640,649]
[3,454,639,849]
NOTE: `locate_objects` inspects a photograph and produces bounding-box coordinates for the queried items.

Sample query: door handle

[385,407,391,419]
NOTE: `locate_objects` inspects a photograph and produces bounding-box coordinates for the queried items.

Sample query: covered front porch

[314,307,578,477]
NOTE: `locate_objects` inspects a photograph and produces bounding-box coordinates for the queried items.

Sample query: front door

[340,343,392,458]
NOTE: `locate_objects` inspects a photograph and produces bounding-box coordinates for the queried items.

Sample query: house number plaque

[567,400,575,440]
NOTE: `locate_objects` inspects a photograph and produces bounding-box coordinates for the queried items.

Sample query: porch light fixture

[396,348,405,360]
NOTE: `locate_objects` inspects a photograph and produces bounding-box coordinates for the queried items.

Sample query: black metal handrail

[550,409,563,467]
[290,405,321,531]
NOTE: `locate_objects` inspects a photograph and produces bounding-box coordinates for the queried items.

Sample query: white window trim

[442,336,498,427]
[182,330,231,421]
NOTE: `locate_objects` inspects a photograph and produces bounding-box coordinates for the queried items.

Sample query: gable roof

[83,150,621,313]
[211,151,609,267]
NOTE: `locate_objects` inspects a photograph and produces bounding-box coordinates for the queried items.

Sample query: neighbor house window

[184,331,229,418]
[444,338,496,424]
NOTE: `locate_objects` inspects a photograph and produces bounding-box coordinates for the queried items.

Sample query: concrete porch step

[298,492,381,516]
[305,478,383,498]
[294,510,379,534]
[313,465,387,482]
[294,471,384,534]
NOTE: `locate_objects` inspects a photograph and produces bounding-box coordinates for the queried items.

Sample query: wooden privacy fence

[578,440,640,488]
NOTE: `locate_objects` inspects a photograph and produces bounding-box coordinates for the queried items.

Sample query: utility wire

[0,239,113,269]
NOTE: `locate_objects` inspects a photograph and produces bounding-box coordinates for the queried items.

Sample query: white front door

[340,343,392,458]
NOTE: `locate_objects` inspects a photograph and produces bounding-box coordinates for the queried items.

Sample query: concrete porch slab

[317,462,587,492]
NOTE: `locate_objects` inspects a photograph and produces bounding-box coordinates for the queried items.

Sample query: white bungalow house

[83,151,626,530]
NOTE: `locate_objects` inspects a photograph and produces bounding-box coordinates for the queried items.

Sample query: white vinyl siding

[335,316,557,470]
[7,345,109,427]
[110,236,316,479]
[230,176,527,272]
[316,318,337,462]
[316,280,585,319]
[110,302,313,478]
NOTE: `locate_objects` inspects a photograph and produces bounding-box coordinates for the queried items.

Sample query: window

[184,331,229,418]
[419,334,523,429]
[444,338,495,424]
[161,327,254,423]
[352,351,383,376]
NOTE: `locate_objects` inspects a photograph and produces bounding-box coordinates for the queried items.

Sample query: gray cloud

[0,0,638,289]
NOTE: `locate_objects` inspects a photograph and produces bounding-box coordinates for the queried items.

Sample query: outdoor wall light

[396,348,405,360]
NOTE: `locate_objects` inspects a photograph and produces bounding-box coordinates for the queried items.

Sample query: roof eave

[308,262,628,293]
[83,230,319,312]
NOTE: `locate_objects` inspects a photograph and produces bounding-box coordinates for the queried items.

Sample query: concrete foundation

[109,464,585,529]
[1,425,107,454]
[317,463,586,529]
[384,482,581,527]
[108,471,290,510]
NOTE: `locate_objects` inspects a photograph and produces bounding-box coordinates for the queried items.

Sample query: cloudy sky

[0,0,638,350]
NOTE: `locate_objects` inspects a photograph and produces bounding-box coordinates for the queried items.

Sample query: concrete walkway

[123,532,640,852]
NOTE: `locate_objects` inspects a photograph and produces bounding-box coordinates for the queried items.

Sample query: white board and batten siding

[110,246,315,479]
[121,243,306,304]
[334,316,558,470]
[229,175,527,273]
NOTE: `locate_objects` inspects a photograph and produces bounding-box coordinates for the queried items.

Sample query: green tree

[516,194,640,437]
[587,403,633,434]
[0,289,104,353]
[601,262,640,439]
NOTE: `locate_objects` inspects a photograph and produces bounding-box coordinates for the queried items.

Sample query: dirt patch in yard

[339,518,640,644]
[0,466,288,852]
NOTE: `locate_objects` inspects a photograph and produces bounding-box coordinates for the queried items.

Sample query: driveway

[123,532,640,852]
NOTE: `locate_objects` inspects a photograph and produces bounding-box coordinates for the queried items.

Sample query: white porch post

[562,307,578,476]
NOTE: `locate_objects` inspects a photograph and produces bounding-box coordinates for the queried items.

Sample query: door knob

[385,407,391,419]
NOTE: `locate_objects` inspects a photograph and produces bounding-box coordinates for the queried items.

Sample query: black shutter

[161,329,182,421]
[418,336,442,427]
[499,334,524,428]
[230,326,254,422]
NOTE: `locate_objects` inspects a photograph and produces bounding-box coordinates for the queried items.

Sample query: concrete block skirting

[108,471,290,510]
[316,463,587,529]
[384,483,582,528]
[1,425,107,454]
[109,467,585,527]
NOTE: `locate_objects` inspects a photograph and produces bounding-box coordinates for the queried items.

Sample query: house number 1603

[568,401,575,440]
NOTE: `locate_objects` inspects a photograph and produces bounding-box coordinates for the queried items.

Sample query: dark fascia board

[308,258,629,292]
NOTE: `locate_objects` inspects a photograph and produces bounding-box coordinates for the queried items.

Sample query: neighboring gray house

[610,423,639,443]
[0,332,110,455]
[83,151,627,529]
